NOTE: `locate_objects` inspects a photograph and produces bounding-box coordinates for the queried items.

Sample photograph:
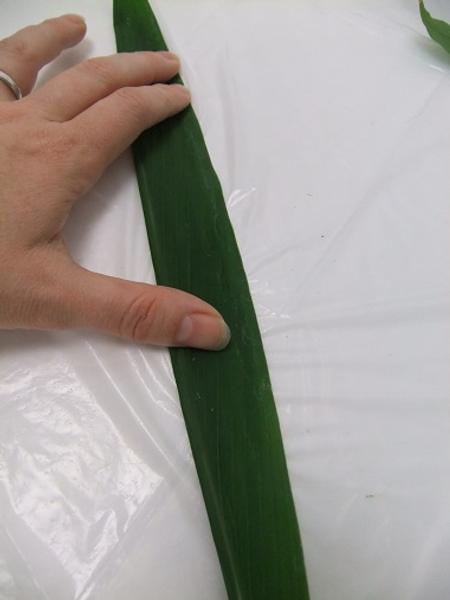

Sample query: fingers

[0,19,210,350]
[52,53,190,184]
[70,267,231,350]
[0,248,230,350]
[0,14,86,102]
[30,51,183,121]
[70,82,191,177]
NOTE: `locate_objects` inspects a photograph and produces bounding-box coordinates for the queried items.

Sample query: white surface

[1,1,450,599]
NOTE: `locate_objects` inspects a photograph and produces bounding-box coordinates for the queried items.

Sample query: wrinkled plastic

[1,1,449,599]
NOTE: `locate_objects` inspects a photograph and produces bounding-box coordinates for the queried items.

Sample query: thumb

[66,265,231,350]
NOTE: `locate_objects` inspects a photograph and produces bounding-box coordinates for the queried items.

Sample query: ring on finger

[0,70,23,100]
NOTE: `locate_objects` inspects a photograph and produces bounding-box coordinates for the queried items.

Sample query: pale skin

[0,14,230,350]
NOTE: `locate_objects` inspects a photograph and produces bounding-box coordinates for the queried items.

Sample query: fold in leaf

[419,0,450,54]
[113,1,309,598]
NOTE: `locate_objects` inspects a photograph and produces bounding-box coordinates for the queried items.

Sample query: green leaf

[419,0,450,54]
[113,1,310,598]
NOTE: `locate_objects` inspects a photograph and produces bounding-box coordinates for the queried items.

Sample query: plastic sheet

[1,1,449,599]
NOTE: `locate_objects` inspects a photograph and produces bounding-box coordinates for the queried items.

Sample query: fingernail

[176,314,231,351]
[158,51,180,63]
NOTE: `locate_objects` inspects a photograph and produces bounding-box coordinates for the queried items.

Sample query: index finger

[0,14,86,102]
[28,51,182,121]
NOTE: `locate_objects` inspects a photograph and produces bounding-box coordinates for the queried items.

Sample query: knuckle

[8,122,50,159]
[114,87,149,122]
[148,84,186,119]
[79,56,115,86]
[20,123,75,161]
[0,36,36,64]
[7,122,91,199]
[120,293,168,344]
[150,84,172,110]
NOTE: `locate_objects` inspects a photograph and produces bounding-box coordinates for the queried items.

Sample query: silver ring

[0,70,23,100]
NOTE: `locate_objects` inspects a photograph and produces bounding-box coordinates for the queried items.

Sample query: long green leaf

[113,1,309,598]
[419,0,450,54]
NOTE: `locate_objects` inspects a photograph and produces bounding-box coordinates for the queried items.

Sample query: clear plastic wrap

[0,1,449,599]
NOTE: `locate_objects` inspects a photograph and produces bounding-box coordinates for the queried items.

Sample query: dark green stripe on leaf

[113,1,309,598]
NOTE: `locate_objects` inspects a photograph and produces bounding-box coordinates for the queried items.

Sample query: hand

[0,14,230,350]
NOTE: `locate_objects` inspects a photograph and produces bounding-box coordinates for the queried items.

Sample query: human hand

[0,14,230,350]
